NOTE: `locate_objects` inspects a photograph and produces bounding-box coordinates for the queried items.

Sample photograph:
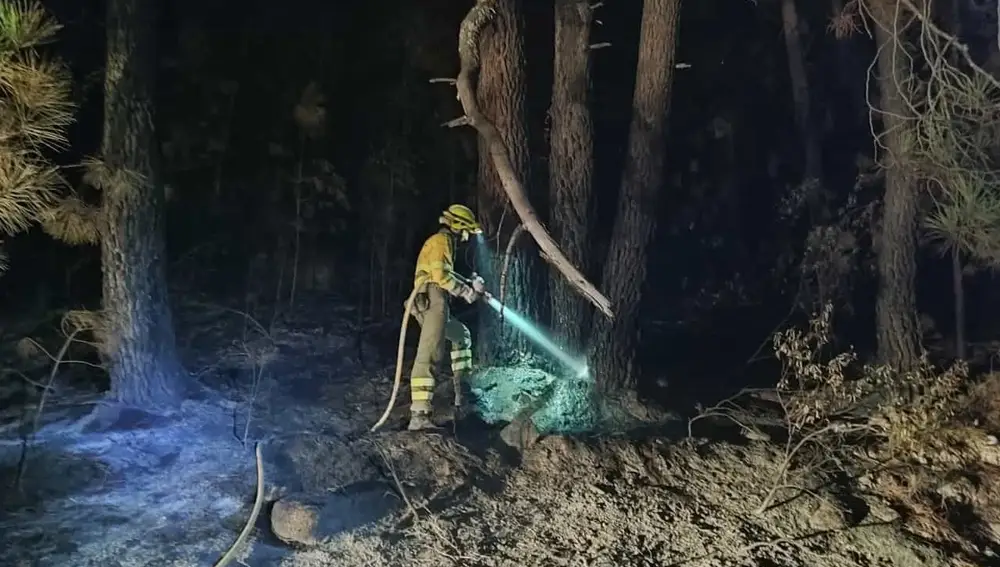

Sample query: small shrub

[769,304,1000,552]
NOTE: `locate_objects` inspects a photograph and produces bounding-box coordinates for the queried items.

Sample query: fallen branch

[372,440,420,521]
[13,327,83,493]
[372,440,483,562]
[212,442,264,567]
[446,0,613,320]
[756,422,872,515]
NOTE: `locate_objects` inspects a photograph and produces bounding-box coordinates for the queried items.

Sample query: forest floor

[0,292,992,567]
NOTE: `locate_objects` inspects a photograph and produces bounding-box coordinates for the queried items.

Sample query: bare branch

[589,42,612,50]
[498,223,527,332]
[894,0,1000,93]
[443,116,471,128]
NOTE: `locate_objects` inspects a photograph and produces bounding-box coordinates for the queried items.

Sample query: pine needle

[39,195,101,245]
[81,156,143,201]
[0,148,61,234]
[0,0,76,259]
[0,1,61,51]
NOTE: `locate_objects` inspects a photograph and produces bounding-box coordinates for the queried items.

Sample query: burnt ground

[0,292,978,567]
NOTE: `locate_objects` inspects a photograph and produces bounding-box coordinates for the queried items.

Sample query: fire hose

[370,274,488,432]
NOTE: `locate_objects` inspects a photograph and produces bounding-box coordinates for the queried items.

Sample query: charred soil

[0,293,987,566]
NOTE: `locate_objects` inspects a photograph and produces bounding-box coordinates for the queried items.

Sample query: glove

[457,283,478,304]
[471,274,486,295]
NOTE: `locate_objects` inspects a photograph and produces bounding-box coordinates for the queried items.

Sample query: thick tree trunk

[548,0,595,354]
[101,0,186,407]
[871,11,920,371]
[780,0,824,215]
[474,0,537,365]
[588,0,681,392]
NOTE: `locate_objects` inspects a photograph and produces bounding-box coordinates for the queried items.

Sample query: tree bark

[870,6,920,371]
[473,0,537,365]
[101,0,186,407]
[952,249,965,359]
[780,0,824,215]
[450,0,613,320]
[588,0,681,393]
[548,0,595,354]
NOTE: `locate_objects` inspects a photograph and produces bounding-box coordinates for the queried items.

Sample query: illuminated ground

[0,295,964,566]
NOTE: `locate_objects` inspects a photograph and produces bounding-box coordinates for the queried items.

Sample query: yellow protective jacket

[413,229,463,294]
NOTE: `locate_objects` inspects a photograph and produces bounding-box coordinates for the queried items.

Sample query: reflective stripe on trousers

[450,347,472,373]
[408,283,472,414]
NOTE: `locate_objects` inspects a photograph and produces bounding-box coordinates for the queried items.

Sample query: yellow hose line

[371,287,419,432]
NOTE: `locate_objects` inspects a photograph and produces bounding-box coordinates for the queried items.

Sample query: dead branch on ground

[371,439,484,562]
[372,440,419,520]
[687,388,777,441]
[439,0,613,320]
[13,325,84,493]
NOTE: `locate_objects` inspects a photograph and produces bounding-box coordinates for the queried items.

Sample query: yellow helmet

[440,204,482,234]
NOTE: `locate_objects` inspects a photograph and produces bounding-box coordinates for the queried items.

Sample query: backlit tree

[548,0,596,354]
[91,0,186,408]
[588,0,682,394]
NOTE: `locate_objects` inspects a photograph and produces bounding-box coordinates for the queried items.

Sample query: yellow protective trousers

[409,283,472,415]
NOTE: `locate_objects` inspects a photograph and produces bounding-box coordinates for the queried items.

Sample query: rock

[866,498,901,523]
[808,498,845,531]
[270,481,402,546]
[501,416,540,451]
[271,497,321,546]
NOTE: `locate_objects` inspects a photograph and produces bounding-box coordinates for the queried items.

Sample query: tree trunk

[952,249,965,360]
[780,0,824,215]
[451,1,612,320]
[101,0,186,408]
[474,0,537,366]
[548,0,595,354]
[871,7,920,371]
[588,0,681,393]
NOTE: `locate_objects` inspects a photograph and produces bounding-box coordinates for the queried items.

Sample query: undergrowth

[697,303,1000,556]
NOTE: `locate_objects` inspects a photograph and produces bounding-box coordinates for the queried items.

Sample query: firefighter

[407,204,486,431]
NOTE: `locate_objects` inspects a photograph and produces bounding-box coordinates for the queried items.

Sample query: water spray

[461,273,588,377]
[480,294,588,376]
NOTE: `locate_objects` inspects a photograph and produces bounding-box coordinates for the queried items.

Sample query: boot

[407,411,440,432]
